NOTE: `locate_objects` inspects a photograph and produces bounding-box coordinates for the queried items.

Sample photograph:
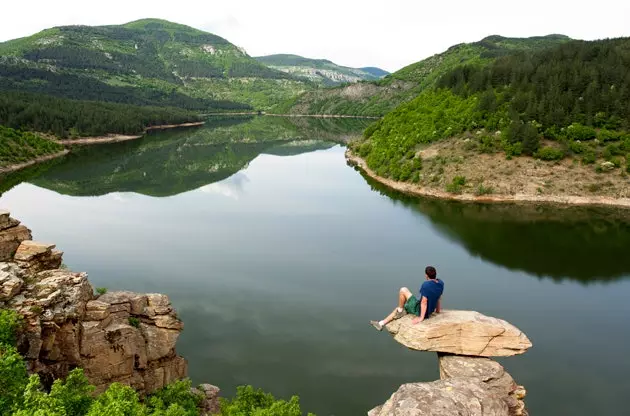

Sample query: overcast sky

[2,0,629,72]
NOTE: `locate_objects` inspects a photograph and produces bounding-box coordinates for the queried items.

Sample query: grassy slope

[0,126,64,168]
[277,35,571,116]
[0,19,312,110]
[254,54,388,85]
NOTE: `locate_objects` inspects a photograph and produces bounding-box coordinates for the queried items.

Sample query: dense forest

[0,64,251,111]
[353,38,630,182]
[0,126,64,168]
[0,91,201,138]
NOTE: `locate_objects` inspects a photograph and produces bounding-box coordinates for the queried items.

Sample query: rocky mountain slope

[275,34,571,116]
[0,19,311,110]
[254,54,388,86]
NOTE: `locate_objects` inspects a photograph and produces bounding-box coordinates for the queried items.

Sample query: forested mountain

[351,37,630,192]
[275,35,571,116]
[254,54,388,86]
[0,19,312,110]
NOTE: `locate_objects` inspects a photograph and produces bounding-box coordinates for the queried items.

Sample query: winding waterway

[1,117,629,415]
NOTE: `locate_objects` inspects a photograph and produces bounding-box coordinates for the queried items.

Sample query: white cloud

[1,0,628,72]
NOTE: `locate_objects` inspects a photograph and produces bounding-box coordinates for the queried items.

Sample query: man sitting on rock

[370,266,444,331]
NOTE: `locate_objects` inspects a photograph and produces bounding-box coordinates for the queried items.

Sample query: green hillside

[276,34,571,117]
[351,37,630,185]
[0,19,311,110]
[254,54,388,86]
[0,126,64,169]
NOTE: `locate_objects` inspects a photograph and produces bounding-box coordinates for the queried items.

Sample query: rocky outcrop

[371,311,532,415]
[439,354,527,415]
[385,310,532,357]
[368,378,513,416]
[0,210,32,262]
[0,212,187,395]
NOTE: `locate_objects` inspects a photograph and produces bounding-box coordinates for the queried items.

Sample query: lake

[1,116,629,415]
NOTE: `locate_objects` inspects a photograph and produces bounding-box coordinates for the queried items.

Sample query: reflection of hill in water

[361,173,630,283]
[28,116,368,197]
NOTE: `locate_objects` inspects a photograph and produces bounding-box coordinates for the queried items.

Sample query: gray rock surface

[368,378,510,416]
[385,310,532,356]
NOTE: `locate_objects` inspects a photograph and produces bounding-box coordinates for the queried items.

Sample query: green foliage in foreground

[1,309,314,415]
[0,126,64,168]
[220,386,314,416]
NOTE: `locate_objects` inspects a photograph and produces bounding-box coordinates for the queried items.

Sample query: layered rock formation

[385,310,532,357]
[0,212,187,395]
[371,310,531,415]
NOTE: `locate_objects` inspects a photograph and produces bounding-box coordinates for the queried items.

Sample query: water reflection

[0,116,368,197]
[359,170,630,283]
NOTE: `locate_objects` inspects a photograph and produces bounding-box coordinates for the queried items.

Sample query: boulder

[194,384,221,415]
[439,354,527,415]
[385,310,531,357]
[0,222,32,261]
[14,241,63,273]
[368,379,511,416]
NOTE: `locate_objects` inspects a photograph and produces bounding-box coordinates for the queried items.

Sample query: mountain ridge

[254,53,389,86]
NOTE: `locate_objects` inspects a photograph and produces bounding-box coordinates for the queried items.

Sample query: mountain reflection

[360,171,630,283]
[15,116,368,197]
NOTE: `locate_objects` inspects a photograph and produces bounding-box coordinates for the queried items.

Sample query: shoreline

[266,113,380,119]
[0,150,70,175]
[346,150,630,208]
[56,121,206,145]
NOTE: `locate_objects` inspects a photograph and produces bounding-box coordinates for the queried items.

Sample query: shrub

[535,147,565,161]
[598,129,621,142]
[566,123,597,140]
[86,383,145,416]
[128,317,140,328]
[446,176,467,194]
[568,141,587,154]
[581,150,597,164]
[95,287,108,296]
[147,379,202,416]
[475,184,494,196]
[220,385,314,416]
[0,344,29,414]
[0,309,23,346]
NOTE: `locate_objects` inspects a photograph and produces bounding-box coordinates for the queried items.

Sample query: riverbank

[0,150,70,175]
[346,149,630,208]
[55,121,206,146]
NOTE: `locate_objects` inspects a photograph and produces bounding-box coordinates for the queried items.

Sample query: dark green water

[1,117,629,415]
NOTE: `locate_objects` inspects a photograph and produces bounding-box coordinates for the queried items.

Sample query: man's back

[420,279,444,318]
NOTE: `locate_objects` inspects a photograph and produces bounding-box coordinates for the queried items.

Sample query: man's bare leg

[371,287,413,330]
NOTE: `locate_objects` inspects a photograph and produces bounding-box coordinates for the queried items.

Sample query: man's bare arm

[436,298,442,313]
[412,297,428,324]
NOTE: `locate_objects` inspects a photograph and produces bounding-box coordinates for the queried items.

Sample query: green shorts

[404,295,420,316]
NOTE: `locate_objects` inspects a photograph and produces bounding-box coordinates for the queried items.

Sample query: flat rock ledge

[0,212,188,395]
[385,310,532,357]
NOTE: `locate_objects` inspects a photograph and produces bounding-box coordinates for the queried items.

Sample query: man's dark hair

[425,266,437,279]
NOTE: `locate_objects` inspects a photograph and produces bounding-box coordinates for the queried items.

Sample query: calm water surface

[1,117,629,415]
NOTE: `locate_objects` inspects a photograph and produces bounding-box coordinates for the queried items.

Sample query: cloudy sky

[2,0,629,72]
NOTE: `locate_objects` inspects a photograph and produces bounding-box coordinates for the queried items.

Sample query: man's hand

[412,317,424,325]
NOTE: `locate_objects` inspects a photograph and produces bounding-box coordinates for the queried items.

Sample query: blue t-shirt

[419,279,444,319]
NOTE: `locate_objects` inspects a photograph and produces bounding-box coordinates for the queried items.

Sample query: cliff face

[0,211,187,394]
